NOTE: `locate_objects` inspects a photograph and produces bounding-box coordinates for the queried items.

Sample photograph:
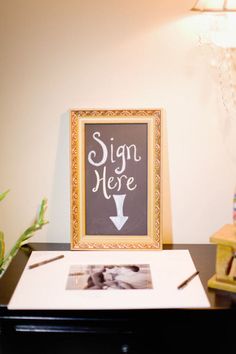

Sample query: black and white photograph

[66,264,153,290]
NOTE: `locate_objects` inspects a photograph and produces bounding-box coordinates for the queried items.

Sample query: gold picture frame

[70,109,162,250]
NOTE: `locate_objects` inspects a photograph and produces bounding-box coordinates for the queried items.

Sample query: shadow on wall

[162,114,173,244]
[46,111,70,243]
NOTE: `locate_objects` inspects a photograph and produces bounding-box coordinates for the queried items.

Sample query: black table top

[1,242,236,312]
[1,243,236,354]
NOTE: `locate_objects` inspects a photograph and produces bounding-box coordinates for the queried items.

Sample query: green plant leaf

[0,190,10,202]
[38,198,47,224]
[0,198,49,275]
[0,231,5,267]
[18,199,49,245]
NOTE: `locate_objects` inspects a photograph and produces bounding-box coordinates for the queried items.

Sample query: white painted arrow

[109,194,129,231]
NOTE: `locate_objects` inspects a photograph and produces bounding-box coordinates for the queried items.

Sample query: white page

[8,250,210,310]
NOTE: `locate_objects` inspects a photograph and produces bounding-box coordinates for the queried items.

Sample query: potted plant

[0,190,48,275]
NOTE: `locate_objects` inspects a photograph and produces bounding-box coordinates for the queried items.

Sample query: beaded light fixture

[190,1,236,116]
[191,0,236,12]
[191,1,236,294]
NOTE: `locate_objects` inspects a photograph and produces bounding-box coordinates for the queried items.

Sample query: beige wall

[1,0,236,252]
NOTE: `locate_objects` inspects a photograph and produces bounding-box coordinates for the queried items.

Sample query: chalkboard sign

[70,110,162,250]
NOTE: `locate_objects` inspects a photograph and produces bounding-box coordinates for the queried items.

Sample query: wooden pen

[28,255,64,269]
[177,270,199,289]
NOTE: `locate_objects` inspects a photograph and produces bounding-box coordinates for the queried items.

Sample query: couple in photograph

[85,264,152,290]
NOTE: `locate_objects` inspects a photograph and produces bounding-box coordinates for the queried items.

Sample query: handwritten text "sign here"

[87,131,142,230]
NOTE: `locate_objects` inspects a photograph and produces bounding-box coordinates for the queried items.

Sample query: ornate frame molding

[70,109,162,250]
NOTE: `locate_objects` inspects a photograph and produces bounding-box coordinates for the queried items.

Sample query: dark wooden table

[0,243,236,354]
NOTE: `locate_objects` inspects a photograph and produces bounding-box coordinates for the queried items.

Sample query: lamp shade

[191,0,236,12]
